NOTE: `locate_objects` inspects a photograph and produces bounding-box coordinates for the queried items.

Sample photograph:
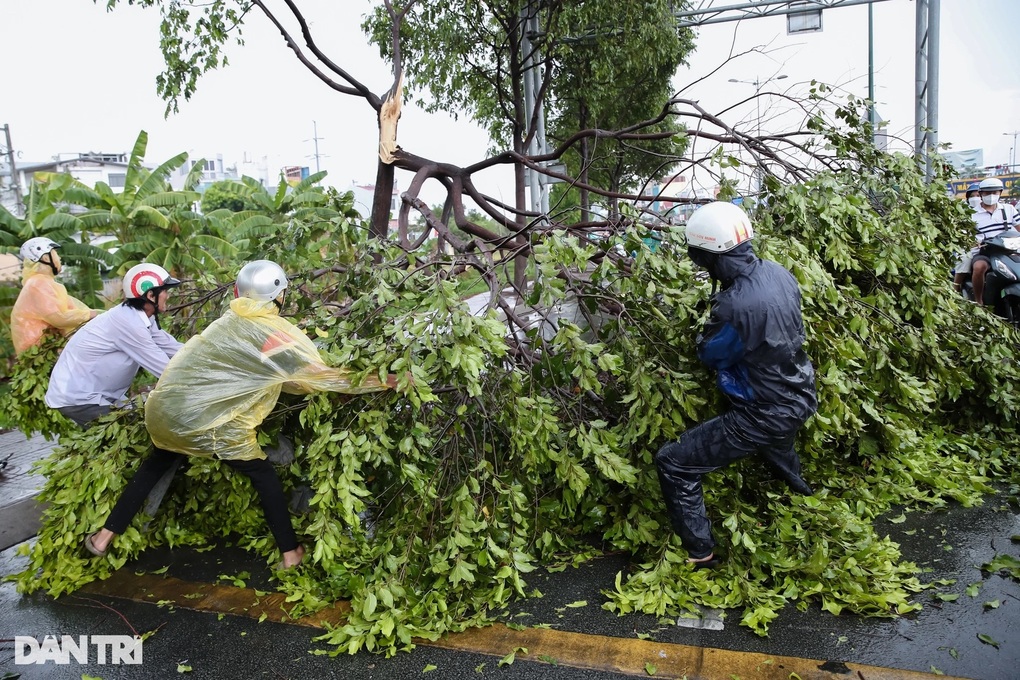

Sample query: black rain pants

[104,447,298,553]
[655,410,808,559]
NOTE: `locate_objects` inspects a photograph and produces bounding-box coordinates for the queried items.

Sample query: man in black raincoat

[656,201,817,567]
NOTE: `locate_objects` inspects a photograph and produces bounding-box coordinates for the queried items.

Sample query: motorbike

[959,228,1020,325]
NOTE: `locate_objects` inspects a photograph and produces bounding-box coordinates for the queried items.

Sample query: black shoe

[784,473,814,496]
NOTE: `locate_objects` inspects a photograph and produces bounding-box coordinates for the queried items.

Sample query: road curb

[81,570,967,680]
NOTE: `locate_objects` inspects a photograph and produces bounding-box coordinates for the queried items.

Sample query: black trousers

[655,410,807,559]
[104,447,298,553]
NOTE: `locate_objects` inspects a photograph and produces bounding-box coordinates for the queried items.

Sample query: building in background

[283,166,310,186]
[13,152,133,198]
[170,153,274,192]
[635,172,717,224]
[349,180,401,227]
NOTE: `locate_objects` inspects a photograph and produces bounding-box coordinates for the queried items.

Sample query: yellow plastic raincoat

[145,297,390,461]
[11,261,93,355]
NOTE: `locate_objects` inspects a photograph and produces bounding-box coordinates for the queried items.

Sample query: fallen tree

[12,100,1020,654]
[8,0,1020,658]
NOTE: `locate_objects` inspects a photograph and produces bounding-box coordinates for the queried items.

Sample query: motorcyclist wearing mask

[953,184,988,292]
[966,183,982,211]
[969,177,1020,304]
[655,202,817,568]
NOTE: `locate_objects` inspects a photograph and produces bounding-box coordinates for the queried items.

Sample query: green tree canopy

[200,179,261,213]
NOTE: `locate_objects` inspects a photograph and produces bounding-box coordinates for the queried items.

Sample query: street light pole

[728,74,788,193]
[1004,131,1020,172]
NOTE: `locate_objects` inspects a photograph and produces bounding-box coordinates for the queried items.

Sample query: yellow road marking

[82,571,965,680]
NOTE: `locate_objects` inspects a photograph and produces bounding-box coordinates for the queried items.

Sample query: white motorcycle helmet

[235,260,288,303]
[20,237,60,263]
[685,201,755,253]
[122,262,182,300]
[978,177,1004,192]
[978,177,1004,207]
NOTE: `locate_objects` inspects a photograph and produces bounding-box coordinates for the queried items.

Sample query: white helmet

[20,237,60,262]
[122,262,181,300]
[685,202,754,252]
[978,177,1004,192]
[235,260,288,302]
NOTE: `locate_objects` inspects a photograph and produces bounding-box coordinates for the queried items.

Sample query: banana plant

[115,155,237,282]
[75,130,200,259]
[0,172,113,307]
[214,172,337,264]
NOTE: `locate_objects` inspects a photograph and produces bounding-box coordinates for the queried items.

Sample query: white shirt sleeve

[114,317,178,378]
[151,327,184,359]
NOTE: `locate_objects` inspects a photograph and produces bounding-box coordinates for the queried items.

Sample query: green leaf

[977,634,1000,648]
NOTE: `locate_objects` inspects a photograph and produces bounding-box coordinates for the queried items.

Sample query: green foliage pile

[11,109,1020,657]
[0,334,76,440]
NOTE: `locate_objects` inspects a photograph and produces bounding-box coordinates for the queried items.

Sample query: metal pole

[312,120,321,173]
[529,11,549,218]
[754,79,762,194]
[1006,131,1020,171]
[2,124,24,216]
[754,78,762,137]
[868,2,875,132]
[521,4,541,218]
[914,0,927,172]
[926,0,940,181]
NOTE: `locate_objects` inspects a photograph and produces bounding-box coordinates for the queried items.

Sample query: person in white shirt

[969,177,1020,304]
[45,262,185,427]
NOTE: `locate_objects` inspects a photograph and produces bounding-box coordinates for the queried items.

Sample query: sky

[3,0,1020,208]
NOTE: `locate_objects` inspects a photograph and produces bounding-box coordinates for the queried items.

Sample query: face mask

[981,193,1000,207]
[688,246,714,270]
[968,196,982,209]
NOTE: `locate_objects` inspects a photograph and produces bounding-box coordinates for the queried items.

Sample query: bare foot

[280,545,305,570]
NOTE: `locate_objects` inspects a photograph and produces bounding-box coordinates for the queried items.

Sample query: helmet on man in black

[235,260,288,304]
[685,202,754,252]
[684,202,755,280]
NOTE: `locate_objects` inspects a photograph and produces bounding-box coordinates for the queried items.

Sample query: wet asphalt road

[1,496,1019,679]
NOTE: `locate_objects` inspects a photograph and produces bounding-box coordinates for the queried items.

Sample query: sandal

[687,553,721,570]
[83,533,108,558]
